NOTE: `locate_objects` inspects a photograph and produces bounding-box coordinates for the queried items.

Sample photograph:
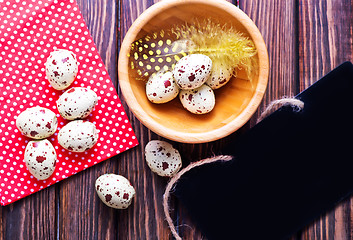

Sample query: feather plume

[129,19,258,81]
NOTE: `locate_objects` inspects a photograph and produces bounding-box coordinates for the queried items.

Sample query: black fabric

[174,62,353,240]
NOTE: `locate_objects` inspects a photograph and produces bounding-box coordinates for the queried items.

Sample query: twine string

[257,97,304,123]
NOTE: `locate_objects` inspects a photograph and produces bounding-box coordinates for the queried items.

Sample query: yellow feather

[172,19,258,80]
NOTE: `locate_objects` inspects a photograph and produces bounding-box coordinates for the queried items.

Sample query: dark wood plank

[298,0,353,90]
[298,1,353,239]
[0,187,57,240]
[59,0,119,239]
[240,0,299,126]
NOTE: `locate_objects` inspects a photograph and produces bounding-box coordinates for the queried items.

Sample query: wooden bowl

[118,0,269,143]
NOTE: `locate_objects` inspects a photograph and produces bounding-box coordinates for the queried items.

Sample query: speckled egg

[16,106,58,139]
[179,84,215,114]
[146,71,179,104]
[45,49,78,90]
[58,120,98,152]
[206,62,234,89]
[172,54,212,90]
[95,174,136,209]
[24,139,57,180]
[57,87,98,120]
[144,140,182,177]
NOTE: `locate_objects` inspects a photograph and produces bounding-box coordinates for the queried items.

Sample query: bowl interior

[120,1,268,141]
[131,69,254,133]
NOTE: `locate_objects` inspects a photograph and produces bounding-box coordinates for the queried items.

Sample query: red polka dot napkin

[0,0,138,205]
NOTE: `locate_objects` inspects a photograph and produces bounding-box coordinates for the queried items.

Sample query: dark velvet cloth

[174,62,353,240]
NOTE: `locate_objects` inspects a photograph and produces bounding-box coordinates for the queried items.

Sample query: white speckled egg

[146,71,179,104]
[58,120,98,152]
[45,49,78,90]
[16,106,58,139]
[57,87,98,120]
[95,174,135,209]
[24,139,57,180]
[145,140,182,177]
[206,62,234,89]
[179,84,215,114]
[173,54,212,89]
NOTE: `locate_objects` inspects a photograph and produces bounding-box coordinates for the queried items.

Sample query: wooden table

[1,0,352,239]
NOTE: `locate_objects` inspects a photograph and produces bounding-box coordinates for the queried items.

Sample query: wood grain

[0,187,57,240]
[240,0,299,126]
[298,1,353,239]
[298,0,353,90]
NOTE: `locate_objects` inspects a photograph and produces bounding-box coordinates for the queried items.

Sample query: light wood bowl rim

[118,0,269,143]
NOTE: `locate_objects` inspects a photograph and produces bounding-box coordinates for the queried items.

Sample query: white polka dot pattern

[0,0,138,205]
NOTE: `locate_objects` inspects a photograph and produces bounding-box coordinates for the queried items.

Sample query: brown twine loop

[256,97,304,123]
[163,155,233,240]
[162,97,304,239]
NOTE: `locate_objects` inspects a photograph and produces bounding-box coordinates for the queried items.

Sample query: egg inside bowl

[118,0,269,143]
